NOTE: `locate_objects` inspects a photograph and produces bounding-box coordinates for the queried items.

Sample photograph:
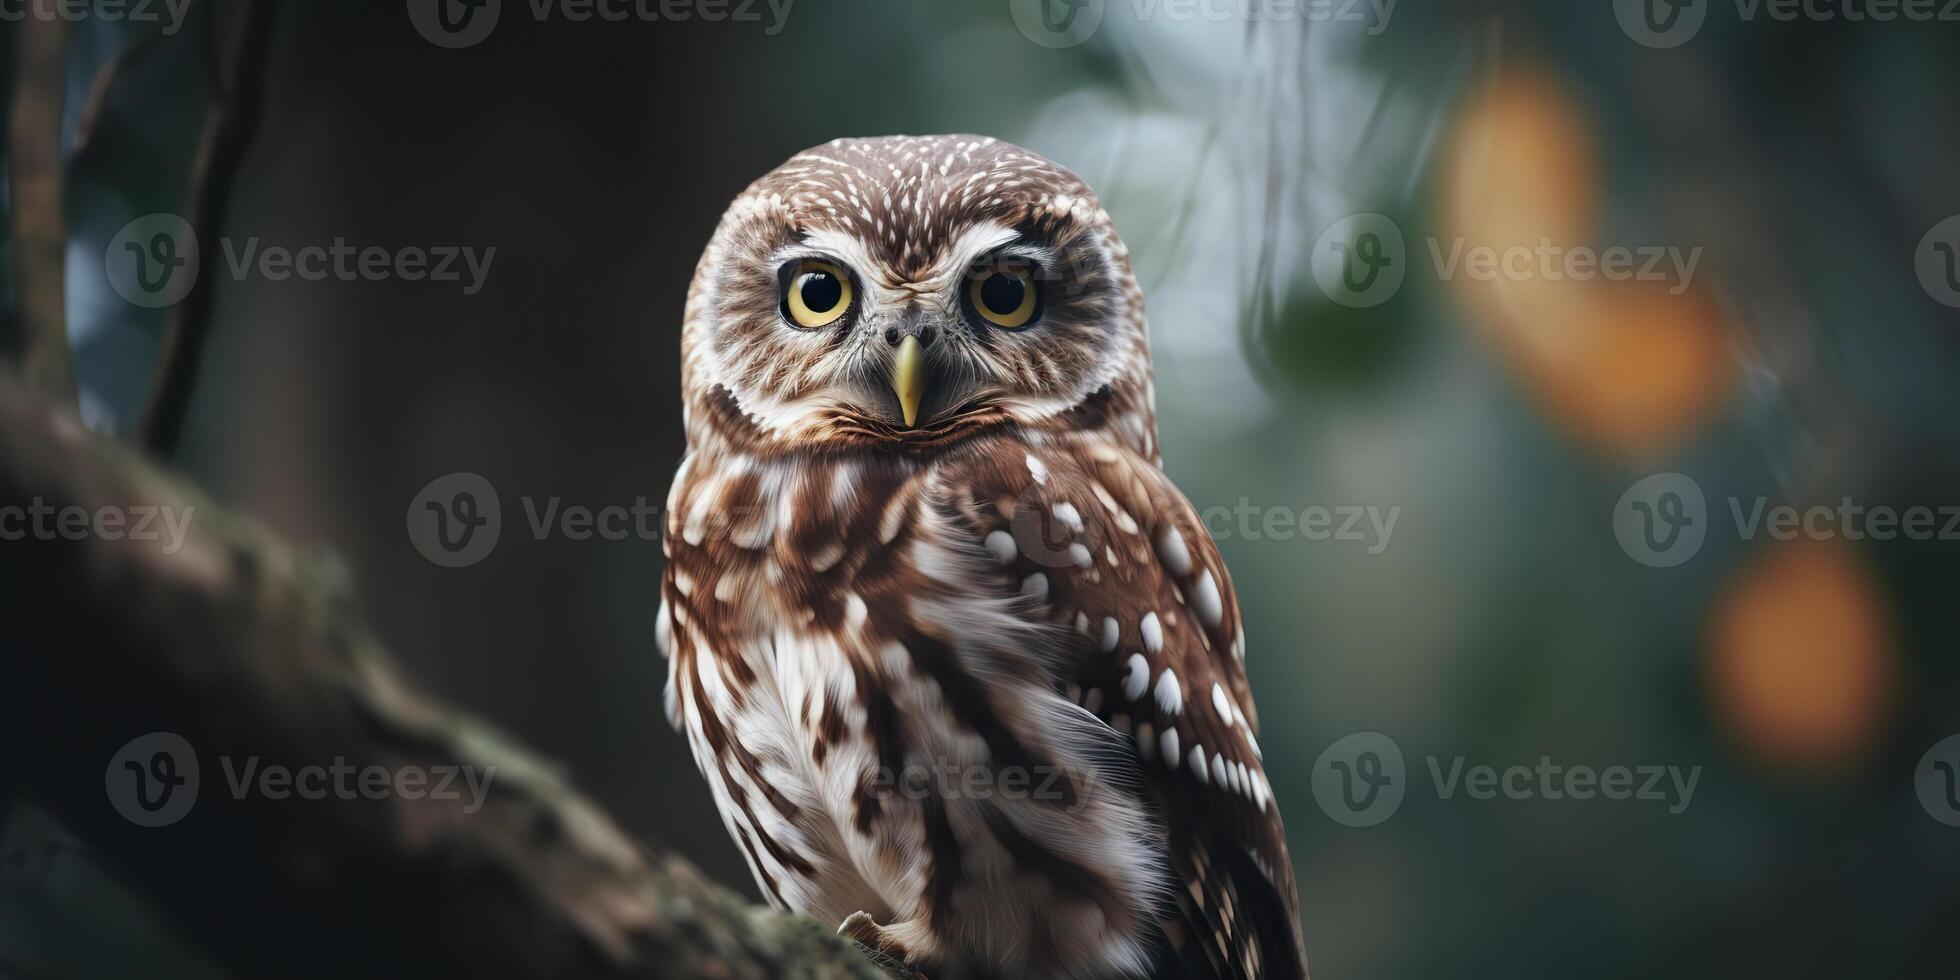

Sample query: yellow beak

[892,334,925,428]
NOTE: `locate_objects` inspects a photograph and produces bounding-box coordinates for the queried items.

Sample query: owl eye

[968,260,1040,330]
[781,259,854,329]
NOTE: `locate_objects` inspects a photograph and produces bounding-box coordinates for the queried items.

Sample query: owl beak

[892,334,926,428]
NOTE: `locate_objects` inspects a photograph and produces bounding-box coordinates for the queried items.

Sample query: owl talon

[839,911,929,979]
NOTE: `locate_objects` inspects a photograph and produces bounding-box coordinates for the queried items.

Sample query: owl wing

[933,437,1308,980]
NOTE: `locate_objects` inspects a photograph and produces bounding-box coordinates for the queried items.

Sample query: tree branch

[0,369,880,980]
[136,0,276,458]
[70,9,184,164]
[5,0,75,402]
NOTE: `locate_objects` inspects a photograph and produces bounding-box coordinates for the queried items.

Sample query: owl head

[680,135,1156,457]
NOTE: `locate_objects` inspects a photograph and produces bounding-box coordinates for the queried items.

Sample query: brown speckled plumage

[660,135,1306,980]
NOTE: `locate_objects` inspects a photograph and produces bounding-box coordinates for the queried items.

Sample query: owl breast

[659,439,1174,979]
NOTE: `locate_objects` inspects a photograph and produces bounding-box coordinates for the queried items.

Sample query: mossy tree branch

[0,370,881,980]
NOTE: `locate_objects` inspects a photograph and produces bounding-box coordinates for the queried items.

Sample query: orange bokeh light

[1436,65,1734,460]
[1707,539,1897,776]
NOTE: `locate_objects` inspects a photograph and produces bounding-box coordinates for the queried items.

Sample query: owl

[659,135,1306,980]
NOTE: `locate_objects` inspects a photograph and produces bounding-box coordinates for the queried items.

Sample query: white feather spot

[1025,454,1049,485]
[1188,744,1208,783]
[1212,752,1230,787]
[878,494,910,544]
[1140,612,1164,653]
[880,641,910,677]
[1051,501,1083,532]
[1099,617,1120,653]
[984,530,1018,566]
[1212,683,1233,725]
[655,596,672,658]
[1159,726,1180,767]
[1067,543,1092,568]
[1156,525,1192,577]
[1195,570,1223,627]
[1121,653,1149,701]
[1154,669,1183,715]
[1020,573,1048,599]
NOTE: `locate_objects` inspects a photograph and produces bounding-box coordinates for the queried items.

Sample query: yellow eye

[969,262,1039,329]
[783,259,853,329]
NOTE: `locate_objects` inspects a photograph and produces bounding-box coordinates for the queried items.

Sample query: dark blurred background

[5,0,1960,976]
